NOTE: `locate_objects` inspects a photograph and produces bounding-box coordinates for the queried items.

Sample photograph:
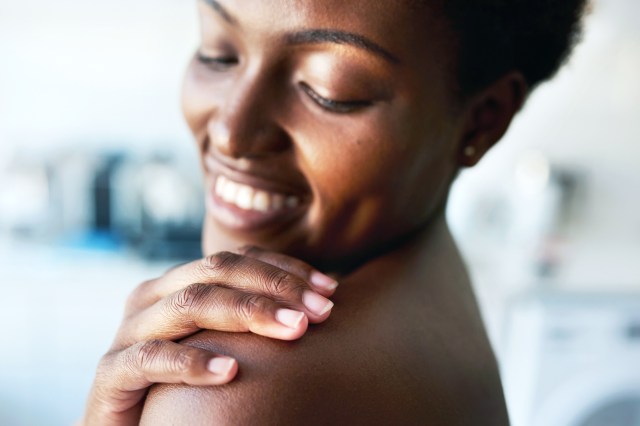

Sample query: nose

[209,73,290,159]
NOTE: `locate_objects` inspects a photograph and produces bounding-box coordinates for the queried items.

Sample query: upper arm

[140,329,390,425]
[139,329,410,425]
[140,330,342,425]
[139,326,509,426]
[141,261,509,426]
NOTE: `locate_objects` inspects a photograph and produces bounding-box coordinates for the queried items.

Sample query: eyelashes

[298,82,372,114]
[196,52,239,70]
[196,51,372,114]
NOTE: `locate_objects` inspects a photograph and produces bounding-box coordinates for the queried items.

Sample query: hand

[82,246,338,426]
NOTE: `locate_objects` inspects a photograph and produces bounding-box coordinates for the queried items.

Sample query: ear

[457,71,528,167]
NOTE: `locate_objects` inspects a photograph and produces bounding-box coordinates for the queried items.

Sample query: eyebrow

[202,0,400,65]
[286,30,400,65]
[202,0,237,26]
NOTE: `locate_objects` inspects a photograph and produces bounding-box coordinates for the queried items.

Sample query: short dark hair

[438,0,589,99]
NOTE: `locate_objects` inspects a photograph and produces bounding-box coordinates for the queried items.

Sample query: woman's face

[183,0,462,268]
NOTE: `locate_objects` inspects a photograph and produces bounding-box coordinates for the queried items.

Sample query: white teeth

[215,175,226,196]
[253,191,270,212]
[236,185,254,210]
[222,179,239,203]
[214,175,302,213]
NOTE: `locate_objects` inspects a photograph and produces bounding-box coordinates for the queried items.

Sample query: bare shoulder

[142,280,508,423]
[142,230,509,425]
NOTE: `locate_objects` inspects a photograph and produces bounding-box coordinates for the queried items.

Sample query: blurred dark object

[93,154,125,232]
[111,151,204,261]
[0,147,204,261]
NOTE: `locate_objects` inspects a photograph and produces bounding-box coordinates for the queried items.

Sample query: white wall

[0,3,198,422]
[0,0,198,160]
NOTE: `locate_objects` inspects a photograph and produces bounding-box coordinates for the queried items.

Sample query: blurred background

[0,0,638,425]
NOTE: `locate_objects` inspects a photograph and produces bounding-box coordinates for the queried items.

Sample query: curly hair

[433,0,589,99]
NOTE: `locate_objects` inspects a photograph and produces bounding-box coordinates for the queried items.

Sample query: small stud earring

[464,146,476,157]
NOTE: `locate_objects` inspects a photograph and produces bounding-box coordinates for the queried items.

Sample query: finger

[129,252,335,320]
[114,284,310,350]
[89,341,237,422]
[125,278,159,317]
[238,245,338,296]
[113,340,237,389]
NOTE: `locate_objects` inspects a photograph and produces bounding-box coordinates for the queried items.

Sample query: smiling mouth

[214,175,302,213]
[204,156,309,232]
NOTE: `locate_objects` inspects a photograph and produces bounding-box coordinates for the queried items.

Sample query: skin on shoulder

[142,215,509,425]
[141,0,524,422]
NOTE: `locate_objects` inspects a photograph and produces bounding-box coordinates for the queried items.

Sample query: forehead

[201,0,447,66]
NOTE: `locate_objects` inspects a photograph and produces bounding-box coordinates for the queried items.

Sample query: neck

[201,205,461,278]
[323,207,453,277]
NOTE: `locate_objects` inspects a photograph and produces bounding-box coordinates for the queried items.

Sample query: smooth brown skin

[89,0,527,423]
[143,215,511,425]
[82,247,339,425]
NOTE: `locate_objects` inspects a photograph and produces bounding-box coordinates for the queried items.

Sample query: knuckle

[172,349,199,375]
[200,251,239,274]
[133,339,167,371]
[96,351,116,376]
[96,350,127,387]
[125,279,156,309]
[169,283,209,317]
[237,294,266,323]
[268,270,302,298]
[137,278,157,294]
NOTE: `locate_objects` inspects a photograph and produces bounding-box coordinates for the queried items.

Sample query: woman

[84,0,587,424]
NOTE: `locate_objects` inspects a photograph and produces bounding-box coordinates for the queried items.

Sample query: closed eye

[197,51,239,70]
[299,82,372,114]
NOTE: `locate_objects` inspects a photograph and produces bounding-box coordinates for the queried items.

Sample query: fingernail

[276,309,306,329]
[310,271,339,291]
[208,357,236,376]
[303,291,334,316]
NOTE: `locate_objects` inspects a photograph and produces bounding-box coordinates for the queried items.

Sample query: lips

[203,155,310,231]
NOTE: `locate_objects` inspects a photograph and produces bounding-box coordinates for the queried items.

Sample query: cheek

[300,110,420,203]
[302,135,394,206]
[299,115,414,228]
[298,102,456,242]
